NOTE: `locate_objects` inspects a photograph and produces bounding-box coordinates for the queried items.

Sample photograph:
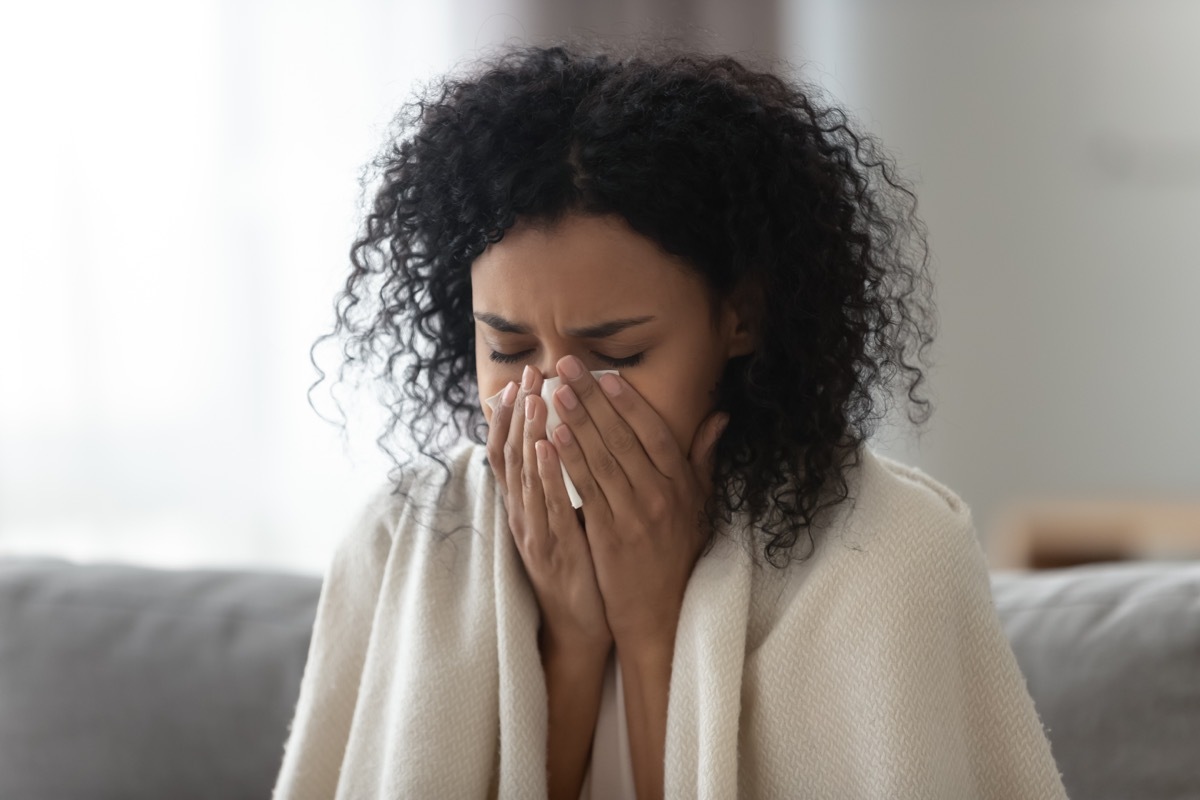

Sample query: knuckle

[543,491,564,517]
[644,491,669,520]
[648,425,674,454]
[521,461,538,493]
[575,472,601,501]
[488,410,509,440]
[592,451,621,480]
[503,439,520,468]
[604,421,638,454]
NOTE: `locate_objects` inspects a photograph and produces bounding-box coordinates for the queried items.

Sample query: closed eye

[488,350,645,368]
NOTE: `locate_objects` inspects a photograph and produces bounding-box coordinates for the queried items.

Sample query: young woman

[272,39,1068,800]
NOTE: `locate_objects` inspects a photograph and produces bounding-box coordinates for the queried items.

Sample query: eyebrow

[472,311,657,339]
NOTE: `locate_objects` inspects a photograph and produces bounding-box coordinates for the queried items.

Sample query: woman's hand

[486,365,613,656]
[543,355,730,654]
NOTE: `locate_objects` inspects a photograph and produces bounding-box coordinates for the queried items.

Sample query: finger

[551,358,633,511]
[688,412,730,498]
[548,409,614,529]
[536,437,587,545]
[485,381,518,483]
[535,438,580,532]
[564,361,683,484]
[505,366,541,526]
[522,392,552,545]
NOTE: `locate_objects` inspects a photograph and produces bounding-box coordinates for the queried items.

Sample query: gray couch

[1,555,1197,800]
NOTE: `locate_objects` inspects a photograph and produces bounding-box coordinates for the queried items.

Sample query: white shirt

[579,649,638,799]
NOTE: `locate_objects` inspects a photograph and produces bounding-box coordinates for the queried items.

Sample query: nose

[522,361,557,390]
[532,353,576,384]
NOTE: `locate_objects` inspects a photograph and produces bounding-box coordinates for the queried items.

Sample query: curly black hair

[308,35,937,567]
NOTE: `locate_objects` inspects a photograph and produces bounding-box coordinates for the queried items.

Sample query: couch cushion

[5,554,1197,799]
[991,560,1200,800]
[0,556,321,800]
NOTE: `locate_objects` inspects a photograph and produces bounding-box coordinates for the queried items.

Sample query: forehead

[469,214,700,302]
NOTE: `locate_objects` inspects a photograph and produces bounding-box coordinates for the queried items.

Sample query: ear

[719,289,757,359]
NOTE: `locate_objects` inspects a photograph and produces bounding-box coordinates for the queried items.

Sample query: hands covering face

[484,356,730,655]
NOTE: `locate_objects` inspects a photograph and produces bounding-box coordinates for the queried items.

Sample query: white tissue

[485,369,620,508]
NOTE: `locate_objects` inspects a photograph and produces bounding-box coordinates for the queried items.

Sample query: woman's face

[471,213,754,460]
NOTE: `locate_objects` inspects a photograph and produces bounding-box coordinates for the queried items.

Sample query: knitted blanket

[271,441,1068,799]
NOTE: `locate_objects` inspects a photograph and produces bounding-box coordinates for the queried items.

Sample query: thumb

[689,412,730,493]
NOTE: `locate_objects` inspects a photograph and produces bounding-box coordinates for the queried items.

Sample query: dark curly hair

[308,35,937,567]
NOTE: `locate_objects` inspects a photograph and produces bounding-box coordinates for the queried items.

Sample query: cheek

[638,374,718,456]
[627,381,690,453]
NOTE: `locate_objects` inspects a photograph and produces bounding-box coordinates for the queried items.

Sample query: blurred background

[1,0,1197,576]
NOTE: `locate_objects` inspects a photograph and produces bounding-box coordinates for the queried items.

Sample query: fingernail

[522,365,535,391]
[525,395,536,420]
[560,356,582,380]
[502,381,517,406]
[600,373,621,397]
[557,385,578,410]
[554,423,573,445]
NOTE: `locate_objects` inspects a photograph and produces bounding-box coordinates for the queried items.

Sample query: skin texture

[474,212,753,460]
[474,211,754,800]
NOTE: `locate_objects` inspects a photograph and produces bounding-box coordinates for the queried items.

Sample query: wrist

[613,611,680,666]
[539,625,612,667]
[615,635,675,675]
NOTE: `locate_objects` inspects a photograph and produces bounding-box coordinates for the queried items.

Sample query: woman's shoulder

[748,446,991,651]
[827,445,978,564]
[868,448,969,534]
[752,446,984,608]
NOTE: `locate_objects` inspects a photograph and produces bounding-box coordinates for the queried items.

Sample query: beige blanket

[271,440,1068,799]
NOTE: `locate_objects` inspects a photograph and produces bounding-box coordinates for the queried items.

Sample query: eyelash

[488,350,646,368]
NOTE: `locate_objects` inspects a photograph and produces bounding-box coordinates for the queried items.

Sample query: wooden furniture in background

[987,499,1200,570]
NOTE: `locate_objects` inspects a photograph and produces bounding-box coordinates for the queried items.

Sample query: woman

[272,38,1068,799]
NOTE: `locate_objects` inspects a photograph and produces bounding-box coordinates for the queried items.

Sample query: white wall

[786,0,1200,547]
[4,1,1195,573]
[0,0,529,575]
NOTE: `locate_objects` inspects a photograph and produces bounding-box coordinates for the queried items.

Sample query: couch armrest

[0,556,321,800]
[992,561,1200,800]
